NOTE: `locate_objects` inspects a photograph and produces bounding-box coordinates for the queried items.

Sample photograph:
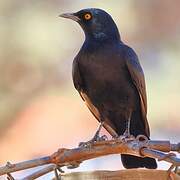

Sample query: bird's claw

[78,134,108,148]
[93,134,108,142]
[78,141,93,148]
[118,134,135,142]
[99,134,108,141]
[116,128,135,142]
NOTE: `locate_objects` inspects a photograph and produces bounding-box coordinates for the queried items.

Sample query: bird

[60,8,157,169]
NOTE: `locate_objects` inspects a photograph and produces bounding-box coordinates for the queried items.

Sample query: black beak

[59,13,80,22]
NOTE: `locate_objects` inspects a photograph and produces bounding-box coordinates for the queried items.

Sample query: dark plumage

[60,8,157,169]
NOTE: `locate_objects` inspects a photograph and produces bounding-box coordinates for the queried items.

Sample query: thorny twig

[0,136,179,179]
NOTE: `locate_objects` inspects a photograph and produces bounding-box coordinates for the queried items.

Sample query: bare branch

[22,164,56,180]
[0,157,51,176]
[0,137,179,179]
[50,137,180,167]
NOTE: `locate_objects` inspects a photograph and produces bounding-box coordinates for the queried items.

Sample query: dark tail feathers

[120,110,157,169]
[121,154,157,169]
[110,109,157,169]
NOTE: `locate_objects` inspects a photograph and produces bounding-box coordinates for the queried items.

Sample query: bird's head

[60,8,120,42]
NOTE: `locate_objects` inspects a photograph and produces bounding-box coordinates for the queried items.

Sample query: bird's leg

[91,121,104,141]
[119,112,135,141]
[79,121,107,147]
[91,121,107,142]
[123,117,131,137]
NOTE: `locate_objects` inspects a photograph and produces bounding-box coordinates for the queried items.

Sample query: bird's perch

[0,136,180,179]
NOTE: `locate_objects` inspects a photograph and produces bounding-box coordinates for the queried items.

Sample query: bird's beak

[59,13,80,22]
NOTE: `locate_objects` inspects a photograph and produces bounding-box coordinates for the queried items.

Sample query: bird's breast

[78,50,139,109]
[79,50,125,81]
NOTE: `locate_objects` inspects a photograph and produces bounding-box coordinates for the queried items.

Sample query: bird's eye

[84,13,92,20]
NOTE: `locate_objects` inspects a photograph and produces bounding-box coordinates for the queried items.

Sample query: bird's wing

[72,58,85,100]
[124,46,150,137]
[72,57,118,137]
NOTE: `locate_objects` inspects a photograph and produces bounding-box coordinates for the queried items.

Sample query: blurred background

[0,0,180,179]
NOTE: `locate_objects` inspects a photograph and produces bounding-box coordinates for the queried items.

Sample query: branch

[50,137,180,167]
[0,136,179,179]
[0,157,51,176]
[22,164,56,180]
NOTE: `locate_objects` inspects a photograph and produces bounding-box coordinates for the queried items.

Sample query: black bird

[60,8,157,169]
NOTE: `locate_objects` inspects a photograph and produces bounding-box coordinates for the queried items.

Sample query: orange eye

[84,13,92,20]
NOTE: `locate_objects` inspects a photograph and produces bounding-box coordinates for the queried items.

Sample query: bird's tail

[120,110,157,169]
[121,154,157,169]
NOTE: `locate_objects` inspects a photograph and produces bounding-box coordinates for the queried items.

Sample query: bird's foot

[79,121,107,148]
[118,135,135,143]
[78,140,93,148]
[118,130,135,142]
[79,134,108,148]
